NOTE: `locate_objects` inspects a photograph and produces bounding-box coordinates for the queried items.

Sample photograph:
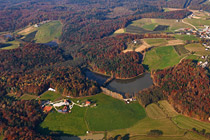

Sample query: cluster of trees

[0,43,66,72]
[0,44,99,97]
[137,86,165,107]
[192,128,210,139]
[0,66,100,97]
[152,59,210,121]
[141,10,192,19]
[0,96,53,139]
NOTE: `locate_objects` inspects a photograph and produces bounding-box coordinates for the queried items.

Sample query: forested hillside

[152,60,210,121]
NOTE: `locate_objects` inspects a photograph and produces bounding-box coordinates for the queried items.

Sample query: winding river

[85,70,153,96]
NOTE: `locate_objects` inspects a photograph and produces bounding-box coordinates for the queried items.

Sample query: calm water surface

[85,71,153,96]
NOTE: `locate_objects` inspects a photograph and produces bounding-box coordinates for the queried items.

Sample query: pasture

[40,93,146,135]
[40,106,88,136]
[145,103,166,119]
[184,18,210,29]
[39,91,62,101]
[0,40,20,50]
[34,20,62,43]
[185,43,210,55]
[143,46,184,70]
[173,45,189,55]
[158,100,178,117]
[172,115,210,133]
[174,35,199,41]
[144,38,168,46]
[20,94,37,100]
[129,18,191,32]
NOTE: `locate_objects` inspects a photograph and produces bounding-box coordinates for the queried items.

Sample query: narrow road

[182,19,198,30]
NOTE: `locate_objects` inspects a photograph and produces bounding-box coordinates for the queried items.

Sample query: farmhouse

[48,88,56,92]
[85,101,91,106]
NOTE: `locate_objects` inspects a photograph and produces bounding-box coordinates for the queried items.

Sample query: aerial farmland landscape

[0,0,210,140]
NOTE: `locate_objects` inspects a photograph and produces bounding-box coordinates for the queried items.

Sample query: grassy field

[129,18,191,32]
[143,46,184,70]
[172,115,210,133]
[145,103,166,119]
[40,106,88,136]
[185,43,210,55]
[185,54,201,61]
[18,26,38,36]
[184,18,210,29]
[108,117,185,137]
[34,20,62,43]
[39,91,62,101]
[114,28,125,34]
[86,94,146,131]
[20,94,37,100]
[40,94,146,136]
[158,100,178,117]
[1,40,20,50]
[144,38,168,46]
[175,35,199,41]
[173,45,189,55]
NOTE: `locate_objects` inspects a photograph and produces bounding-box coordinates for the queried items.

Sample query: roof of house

[43,106,52,112]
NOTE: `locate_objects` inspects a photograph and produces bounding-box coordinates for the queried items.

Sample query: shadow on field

[113,133,130,140]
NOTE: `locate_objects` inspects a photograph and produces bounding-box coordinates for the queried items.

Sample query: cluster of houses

[198,61,208,68]
[34,20,51,28]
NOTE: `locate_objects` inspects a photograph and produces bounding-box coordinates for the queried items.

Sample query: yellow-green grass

[20,94,37,100]
[40,93,146,136]
[40,106,88,136]
[142,23,158,30]
[34,20,62,43]
[146,103,166,119]
[174,35,199,41]
[0,135,3,140]
[129,132,209,140]
[17,26,38,36]
[143,46,184,71]
[172,115,210,133]
[144,38,167,46]
[1,40,20,50]
[108,117,185,137]
[130,18,191,31]
[185,54,202,61]
[39,91,62,101]
[158,100,178,117]
[185,43,210,55]
[184,18,210,29]
[114,28,125,34]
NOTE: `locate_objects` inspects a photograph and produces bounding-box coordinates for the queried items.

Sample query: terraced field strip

[158,100,178,118]
[172,115,210,133]
[146,103,167,119]
[173,45,189,56]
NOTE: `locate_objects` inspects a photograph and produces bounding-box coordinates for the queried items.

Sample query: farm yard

[39,93,146,135]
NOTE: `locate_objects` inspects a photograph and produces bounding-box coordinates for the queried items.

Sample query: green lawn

[34,20,62,43]
[40,106,88,136]
[86,94,146,131]
[40,93,146,136]
[175,35,199,41]
[20,94,37,100]
[172,115,210,133]
[146,103,166,119]
[39,91,62,101]
[143,46,184,71]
